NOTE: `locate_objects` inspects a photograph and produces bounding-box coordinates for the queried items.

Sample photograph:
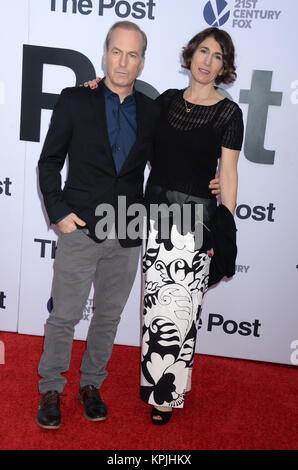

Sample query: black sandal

[151,407,172,425]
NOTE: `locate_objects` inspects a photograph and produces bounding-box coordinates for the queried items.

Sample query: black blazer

[208,204,237,287]
[38,82,160,247]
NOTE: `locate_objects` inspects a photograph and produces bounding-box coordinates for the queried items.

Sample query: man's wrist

[55,213,71,224]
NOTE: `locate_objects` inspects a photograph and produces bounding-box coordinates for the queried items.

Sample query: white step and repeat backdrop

[1,0,298,366]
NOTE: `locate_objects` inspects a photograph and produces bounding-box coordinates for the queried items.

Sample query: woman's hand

[83,77,102,89]
[209,169,220,199]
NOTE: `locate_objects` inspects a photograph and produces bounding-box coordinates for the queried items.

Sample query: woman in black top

[140,27,243,424]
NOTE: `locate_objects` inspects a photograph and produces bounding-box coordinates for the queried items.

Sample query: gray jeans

[38,229,140,394]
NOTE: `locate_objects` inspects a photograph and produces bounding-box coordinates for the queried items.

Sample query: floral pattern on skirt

[140,218,211,408]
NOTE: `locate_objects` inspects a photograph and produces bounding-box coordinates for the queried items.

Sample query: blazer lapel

[89,82,117,175]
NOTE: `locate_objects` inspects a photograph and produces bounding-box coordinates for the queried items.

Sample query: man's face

[104,27,145,92]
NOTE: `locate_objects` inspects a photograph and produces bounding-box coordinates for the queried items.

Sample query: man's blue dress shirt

[103,79,137,174]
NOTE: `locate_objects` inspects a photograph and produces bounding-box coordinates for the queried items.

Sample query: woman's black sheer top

[148,89,244,199]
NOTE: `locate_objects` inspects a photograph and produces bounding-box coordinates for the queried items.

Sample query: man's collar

[103,78,136,102]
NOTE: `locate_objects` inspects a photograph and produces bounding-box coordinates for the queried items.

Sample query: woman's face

[190,36,224,86]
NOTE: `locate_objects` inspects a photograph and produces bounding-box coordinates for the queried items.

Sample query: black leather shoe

[36,391,61,429]
[79,385,107,421]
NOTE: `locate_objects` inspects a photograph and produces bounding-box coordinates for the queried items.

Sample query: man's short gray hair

[105,21,148,57]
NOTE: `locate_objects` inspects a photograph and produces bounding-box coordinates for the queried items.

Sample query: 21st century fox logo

[203,0,281,29]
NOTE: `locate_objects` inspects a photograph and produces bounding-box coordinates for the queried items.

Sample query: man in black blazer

[36,21,160,429]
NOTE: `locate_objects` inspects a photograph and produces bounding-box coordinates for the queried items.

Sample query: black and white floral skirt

[140,184,216,408]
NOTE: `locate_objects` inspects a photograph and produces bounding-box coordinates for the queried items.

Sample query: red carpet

[0,331,297,450]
